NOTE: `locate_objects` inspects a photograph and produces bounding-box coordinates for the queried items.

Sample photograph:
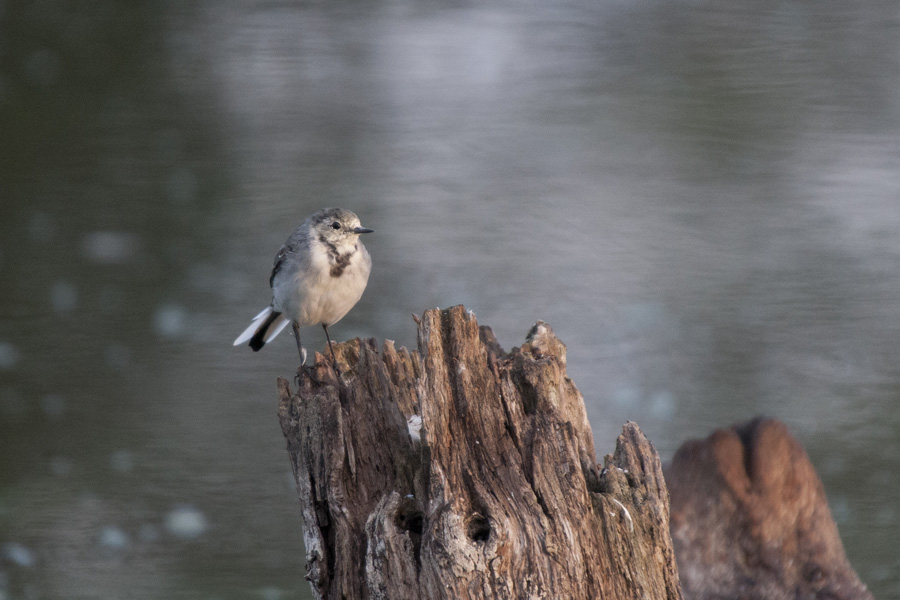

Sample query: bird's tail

[233,306,290,351]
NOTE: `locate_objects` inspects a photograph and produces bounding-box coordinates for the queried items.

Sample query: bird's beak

[354,227,374,234]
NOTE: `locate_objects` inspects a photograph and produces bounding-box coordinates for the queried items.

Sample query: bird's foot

[294,364,316,387]
[299,363,336,386]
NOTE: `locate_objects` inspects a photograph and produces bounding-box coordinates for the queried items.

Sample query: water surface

[2,1,899,597]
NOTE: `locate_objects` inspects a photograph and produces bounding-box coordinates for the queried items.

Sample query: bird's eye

[331,222,341,230]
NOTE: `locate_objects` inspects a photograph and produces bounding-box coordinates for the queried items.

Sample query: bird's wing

[269,245,288,288]
[269,226,313,288]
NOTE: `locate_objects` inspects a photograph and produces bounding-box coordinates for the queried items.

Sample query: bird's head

[312,208,373,245]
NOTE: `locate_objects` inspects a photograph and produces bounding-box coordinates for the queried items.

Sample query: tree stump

[666,417,873,600]
[277,305,683,600]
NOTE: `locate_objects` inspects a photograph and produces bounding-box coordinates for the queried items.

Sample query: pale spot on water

[49,457,73,476]
[612,386,640,408]
[260,587,284,600]
[153,304,187,338]
[80,231,141,265]
[109,450,135,473]
[648,390,676,420]
[2,542,36,568]
[830,496,852,525]
[164,505,208,540]
[0,342,20,370]
[50,280,78,314]
[98,526,130,550]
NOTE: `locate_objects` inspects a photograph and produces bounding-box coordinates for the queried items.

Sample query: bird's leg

[292,322,311,387]
[293,322,307,365]
[322,323,341,373]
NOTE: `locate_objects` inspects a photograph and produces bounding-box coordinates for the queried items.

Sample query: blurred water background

[2,0,899,598]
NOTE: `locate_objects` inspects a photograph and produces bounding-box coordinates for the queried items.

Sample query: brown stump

[666,417,873,600]
[277,306,683,600]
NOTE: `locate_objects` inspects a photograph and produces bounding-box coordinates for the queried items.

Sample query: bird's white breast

[272,236,371,327]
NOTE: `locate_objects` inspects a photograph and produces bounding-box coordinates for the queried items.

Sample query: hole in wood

[395,508,424,535]
[512,368,539,415]
[467,513,491,543]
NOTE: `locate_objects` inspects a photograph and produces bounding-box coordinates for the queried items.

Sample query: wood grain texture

[277,306,683,600]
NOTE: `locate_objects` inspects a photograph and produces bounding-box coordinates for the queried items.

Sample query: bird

[233,207,373,370]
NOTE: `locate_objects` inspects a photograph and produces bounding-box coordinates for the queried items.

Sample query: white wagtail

[233,207,373,369]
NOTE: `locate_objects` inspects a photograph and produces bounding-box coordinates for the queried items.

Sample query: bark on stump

[666,417,873,600]
[277,305,683,600]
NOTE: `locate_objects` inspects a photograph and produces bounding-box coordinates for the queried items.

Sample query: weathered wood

[666,417,873,600]
[277,305,683,600]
